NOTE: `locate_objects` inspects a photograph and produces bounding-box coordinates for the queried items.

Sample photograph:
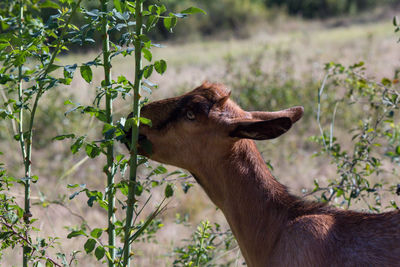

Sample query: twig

[0,218,62,267]
[317,73,329,150]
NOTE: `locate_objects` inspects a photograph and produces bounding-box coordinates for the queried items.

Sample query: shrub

[265,0,397,18]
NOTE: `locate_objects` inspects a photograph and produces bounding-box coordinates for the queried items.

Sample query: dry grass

[1,13,400,266]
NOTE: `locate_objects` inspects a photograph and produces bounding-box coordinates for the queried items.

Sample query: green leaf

[157,5,167,15]
[31,175,38,183]
[52,134,75,141]
[85,144,101,158]
[69,189,84,200]
[47,64,62,74]
[124,117,136,132]
[181,181,193,194]
[154,60,167,74]
[163,16,177,32]
[67,183,86,189]
[64,99,74,105]
[113,0,122,12]
[143,48,152,62]
[0,40,9,50]
[154,165,167,174]
[146,15,159,31]
[46,259,54,267]
[0,109,15,120]
[67,230,87,239]
[39,0,60,9]
[90,228,103,239]
[80,65,93,83]
[165,183,174,198]
[381,78,391,86]
[64,64,77,80]
[95,246,105,260]
[139,117,152,126]
[84,238,96,253]
[0,231,13,240]
[143,65,153,79]
[180,7,206,15]
[396,146,400,155]
[71,136,85,154]
[139,34,151,43]
[0,73,12,84]
[135,183,143,196]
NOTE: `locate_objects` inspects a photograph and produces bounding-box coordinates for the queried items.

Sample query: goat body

[126,82,400,267]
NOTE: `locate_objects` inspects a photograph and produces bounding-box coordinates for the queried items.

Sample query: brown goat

[126,82,400,267]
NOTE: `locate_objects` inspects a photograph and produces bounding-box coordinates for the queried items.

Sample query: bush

[265,0,397,18]
[310,61,400,211]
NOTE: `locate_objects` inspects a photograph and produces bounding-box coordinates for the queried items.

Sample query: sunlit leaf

[180,7,206,15]
[84,238,96,253]
[80,65,93,83]
[40,0,60,9]
[95,246,105,260]
[165,183,174,198]
[163,16,177,32]
[154,60,167,74]
[90,228,103,239]
[67,230,87,239]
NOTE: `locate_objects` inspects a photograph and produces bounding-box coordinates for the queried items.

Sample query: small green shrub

[172,220,238,267]
[310,61,400,211]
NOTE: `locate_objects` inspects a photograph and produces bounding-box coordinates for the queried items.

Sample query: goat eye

[186,110,195,120]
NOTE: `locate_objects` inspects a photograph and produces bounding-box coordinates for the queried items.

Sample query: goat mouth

[138,134,152,155]
[138,134,147,142]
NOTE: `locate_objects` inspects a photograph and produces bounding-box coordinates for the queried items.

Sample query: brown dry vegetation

[1,12,400,266]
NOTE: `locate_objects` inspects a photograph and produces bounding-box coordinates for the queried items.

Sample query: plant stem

[123,0,143,265]
[17,1,30,266]
[19,2,82,264]
[100,0,116,266]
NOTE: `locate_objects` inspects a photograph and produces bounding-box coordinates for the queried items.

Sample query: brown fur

[128,82,400,267]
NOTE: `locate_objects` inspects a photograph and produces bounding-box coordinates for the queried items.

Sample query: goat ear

[229,117,292,140]
[250,106,304,124]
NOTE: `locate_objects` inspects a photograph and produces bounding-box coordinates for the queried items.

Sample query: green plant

[0,158,80,266]
[0,1,84,265]
[0,0,207,266]
[58,1,206,266]
[309,61,400,211]
[173,220,238,267]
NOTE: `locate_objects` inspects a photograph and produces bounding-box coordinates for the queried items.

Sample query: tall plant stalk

[17,1,82,265]
[17,1,30,266]
[100,0,116,266]
[123,0,143,265]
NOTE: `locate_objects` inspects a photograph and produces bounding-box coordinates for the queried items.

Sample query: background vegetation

[30,0,400,43]
[0,0,399,266]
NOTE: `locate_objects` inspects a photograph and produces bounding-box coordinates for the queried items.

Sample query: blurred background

[1,0,400,265]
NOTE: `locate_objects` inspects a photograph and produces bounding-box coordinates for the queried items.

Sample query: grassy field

[1,13,400,266]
